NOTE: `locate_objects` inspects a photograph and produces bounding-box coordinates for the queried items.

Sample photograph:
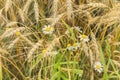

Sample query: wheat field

[0,0,120,80]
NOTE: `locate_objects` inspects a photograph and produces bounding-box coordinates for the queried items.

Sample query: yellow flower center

[42,49,47,54]
[82,35,87,39]
[46,26,54,32]
[5,28,9,30]
[67,44,71,47]
[96,65,101,69]
[46,27,51,32]
[16,32,21,36]
[73,43,77,47]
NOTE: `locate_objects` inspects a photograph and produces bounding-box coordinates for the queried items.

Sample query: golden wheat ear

[52,0,59,18]
[66,0,73,20]
[34,0,39,23]
[23,0,32,15]
[27,40,43,62]
[5,0,12,13]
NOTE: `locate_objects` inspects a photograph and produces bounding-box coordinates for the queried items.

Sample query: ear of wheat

[66,0,73,20]
[18,8,25,22]
[1,27,25,39]
[27,40,43,62]
[5,0,12,12]
[23,0,32,15]
[90,32,100,60]
[8,37,20,49]
[53,0,59,18]
[6,21,18,27]
[34,0,39,23]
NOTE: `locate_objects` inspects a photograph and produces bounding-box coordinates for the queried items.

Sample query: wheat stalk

[66,0,73,20]
[82,42,89,57]
[88,2,108,8]
[53,0,59,18]
[0,9,3,16]
[23,0,32,15]
[27,40,43,62]
[0,54,2,80]
[20,35,34,46]
[90,32,100,60]
[89,49,94,80]
[0,8,8,25]
[18,8,25,22]
[8,37,20,49]
[0,9,3,26]
[1,27,25,39]
[46,37,60,51]
[51,13,64,26]
[112,60,120,67]
[5,0,12,12]
[0,48,9,55]
[34,0,39,23]
[6,21,18,27]
[46,13,64,26]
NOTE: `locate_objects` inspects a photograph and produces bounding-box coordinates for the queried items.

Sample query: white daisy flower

[74,26,82,33]
[79,34,89,42]
[67,43,80,51]
[67,43,74,51]
[42,49,50,57]
[42,49,58,57]
[50,51,58,55]
[65,30,70,35]
[94,61,103,73]
[42,25,54,34]
[72,42,80,51]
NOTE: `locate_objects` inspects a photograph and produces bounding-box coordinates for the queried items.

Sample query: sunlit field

[0,0,120,80]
